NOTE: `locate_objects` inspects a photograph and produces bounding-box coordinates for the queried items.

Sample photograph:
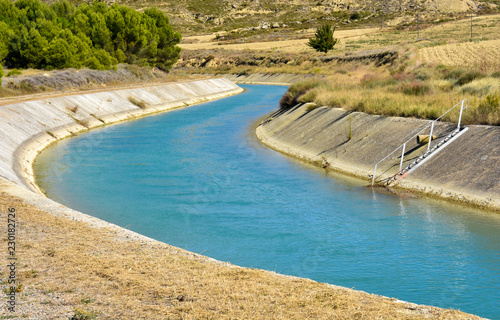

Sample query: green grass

[71,308,98,320]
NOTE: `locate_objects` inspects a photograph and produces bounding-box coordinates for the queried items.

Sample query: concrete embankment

[0,78,243,193]
[257,103,500,211]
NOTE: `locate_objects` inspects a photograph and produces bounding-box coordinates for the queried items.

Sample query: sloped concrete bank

[0,77,244,269]
[0,78,243,194]
[257,103,500,211]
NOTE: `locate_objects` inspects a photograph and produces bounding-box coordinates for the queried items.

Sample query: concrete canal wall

[0,78,243,193]
[256,103,500,211]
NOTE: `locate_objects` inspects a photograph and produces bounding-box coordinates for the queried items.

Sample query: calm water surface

[35,85,500,319]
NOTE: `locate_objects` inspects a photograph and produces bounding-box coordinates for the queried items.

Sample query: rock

[261,21,271,29]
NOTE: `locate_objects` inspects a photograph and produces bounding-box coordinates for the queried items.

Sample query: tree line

[0,0,182,82]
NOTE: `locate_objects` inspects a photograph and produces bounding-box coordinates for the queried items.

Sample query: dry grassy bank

[279,63,500,125]
[0,66,201,102]
[0,191,484,319]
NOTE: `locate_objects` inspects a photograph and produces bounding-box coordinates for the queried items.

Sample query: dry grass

[180,28,380,53]
[178,14,500,81]
[282,63,500,125]
[346,15,500,53]
[262,15,500,125]
[0,192,483,319]
[180,15,500,55]
[0,68,205,105]
[418,39,500,71]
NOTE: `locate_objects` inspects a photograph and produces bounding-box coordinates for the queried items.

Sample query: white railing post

[399,143,406,171]
[457,99,465,129]
[427,121,435,151]
[372,164,378,186]
[372,99,468,186]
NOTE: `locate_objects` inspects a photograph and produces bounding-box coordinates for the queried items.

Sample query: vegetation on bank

[0,0,181,76]
[280,64,500,125]
[0,66,203,101]
[176,14,500,126]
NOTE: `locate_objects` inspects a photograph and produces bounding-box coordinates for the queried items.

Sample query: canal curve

[35,85,500,319]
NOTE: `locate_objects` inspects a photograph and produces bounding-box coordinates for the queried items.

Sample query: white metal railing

[371,99,469,185]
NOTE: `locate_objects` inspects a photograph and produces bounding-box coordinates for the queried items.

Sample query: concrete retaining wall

[257,103,500,211]
[0,78,243,193]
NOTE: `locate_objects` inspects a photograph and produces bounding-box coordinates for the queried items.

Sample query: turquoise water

[35,85,500,319]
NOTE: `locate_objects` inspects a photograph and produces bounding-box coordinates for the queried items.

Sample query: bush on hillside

[455,71,484,86]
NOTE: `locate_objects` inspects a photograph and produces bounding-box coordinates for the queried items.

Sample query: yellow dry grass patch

[418,39,500,70]
[181,38,310,52]
[180,28,380,53]
[0,192,484,319]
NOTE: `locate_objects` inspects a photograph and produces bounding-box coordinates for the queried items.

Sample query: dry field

[180,28,380,53]
[417,39,500,70]
[180,14,500,60]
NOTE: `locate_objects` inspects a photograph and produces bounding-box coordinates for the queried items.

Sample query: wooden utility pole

[380,0,389,29]
[381,8,384,29]
[470,13,473,42]
[417,13,420,39]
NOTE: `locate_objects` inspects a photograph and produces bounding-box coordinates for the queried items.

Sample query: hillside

[76,0,498,34]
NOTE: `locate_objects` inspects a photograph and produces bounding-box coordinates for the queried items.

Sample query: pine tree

[308,24,338,54]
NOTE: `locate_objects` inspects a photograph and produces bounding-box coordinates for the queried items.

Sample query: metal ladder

[371,99,469,186]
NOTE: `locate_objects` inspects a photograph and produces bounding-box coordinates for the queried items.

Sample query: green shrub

[71,307,97,320]
[350,12,361,20]
[7,69,22,77]
[0,65,3,86]
[279,78,329,109]
[473,93,500,125]
[400,81,431,96]
[455,71,483,86]
[466,93,500,125]
[479,93,499,112]
[442,68,465,81]
[461,83,492,95]
[307,24,338,54]
[415,70,430,81]
[305,103,321,112]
